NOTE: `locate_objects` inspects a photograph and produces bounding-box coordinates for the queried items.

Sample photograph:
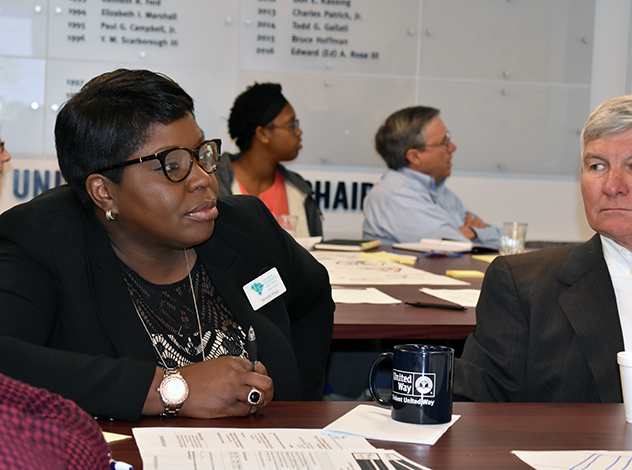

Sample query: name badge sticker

[243,267,287,311]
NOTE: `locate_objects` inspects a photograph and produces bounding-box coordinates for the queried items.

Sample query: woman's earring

[105,210,116,221]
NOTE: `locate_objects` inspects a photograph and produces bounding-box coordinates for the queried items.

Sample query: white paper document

[513,450,632,469]
[332,287,401,304]
[133,447,433,470]
[419,288,481,307]
[133,427,374,452]
[132,427,433,470]
[311,251,468,286]
[323,404,460,446]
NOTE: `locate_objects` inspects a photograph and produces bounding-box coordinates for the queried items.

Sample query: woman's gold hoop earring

[105,210,116,222]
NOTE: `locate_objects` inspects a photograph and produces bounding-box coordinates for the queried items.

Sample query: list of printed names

[253,0,380,63]
[62,0,180,49]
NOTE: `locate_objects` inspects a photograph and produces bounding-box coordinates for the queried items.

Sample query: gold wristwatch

[158,368,189,416]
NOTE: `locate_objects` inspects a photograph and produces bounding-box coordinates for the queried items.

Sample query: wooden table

[101,401,632,469]
[332,250,491,340]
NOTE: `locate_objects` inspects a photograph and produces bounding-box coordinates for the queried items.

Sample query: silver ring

[247,387,262,405]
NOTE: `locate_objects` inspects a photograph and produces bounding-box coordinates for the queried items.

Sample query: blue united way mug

[368,344,454,424]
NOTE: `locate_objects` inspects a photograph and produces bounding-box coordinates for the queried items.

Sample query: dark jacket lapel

[558,234,623,402]
[83,214,156,362]
[196,225,302,399]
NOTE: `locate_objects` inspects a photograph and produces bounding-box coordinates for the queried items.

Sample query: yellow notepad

[445,270,485,278]
[472,254,498,264]
[102,431,132,443]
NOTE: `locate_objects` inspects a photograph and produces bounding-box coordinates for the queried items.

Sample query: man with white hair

[454,94,632,402]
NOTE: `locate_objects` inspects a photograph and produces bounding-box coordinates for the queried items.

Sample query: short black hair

[228,82,287,152]
[54,68,195,209]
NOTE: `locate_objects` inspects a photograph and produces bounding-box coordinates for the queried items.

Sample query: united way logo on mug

[369,344,453,424]
[393,370,436,402]
[416,374,435,396]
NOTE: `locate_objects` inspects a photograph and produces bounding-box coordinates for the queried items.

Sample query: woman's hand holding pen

[142,357,274,419]
[178,357,273,418]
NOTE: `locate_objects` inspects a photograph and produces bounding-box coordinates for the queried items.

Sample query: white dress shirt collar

[602,235,632,350]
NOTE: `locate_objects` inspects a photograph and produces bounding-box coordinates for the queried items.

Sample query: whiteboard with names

[0,0,595,180]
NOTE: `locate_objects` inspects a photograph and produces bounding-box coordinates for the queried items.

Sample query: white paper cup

[617,351,632,422]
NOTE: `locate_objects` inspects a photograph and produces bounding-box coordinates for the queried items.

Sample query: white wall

[450,0,632,244]
[313,0,632,243]
[0,0,630,245]
[447,175,593,243]
[590,0,632,109]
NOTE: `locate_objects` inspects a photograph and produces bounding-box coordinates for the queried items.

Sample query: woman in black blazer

[0,69,334,421]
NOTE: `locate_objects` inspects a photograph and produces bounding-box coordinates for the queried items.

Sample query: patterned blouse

[119,257,247,369]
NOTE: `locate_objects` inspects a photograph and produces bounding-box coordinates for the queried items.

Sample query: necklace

[131,249,207,369]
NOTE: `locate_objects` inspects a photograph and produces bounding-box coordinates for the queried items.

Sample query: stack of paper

[132,426,434,470]
[393,238,496,254]
[393,238,474,253]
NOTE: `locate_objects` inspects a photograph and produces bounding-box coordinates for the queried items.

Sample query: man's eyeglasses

[95,139,221,183]
[0,141,5,153]
[267,118,300,135]
[423,132,451,150]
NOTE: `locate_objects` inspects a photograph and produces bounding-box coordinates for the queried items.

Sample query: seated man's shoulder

[506,243,576,263]
[379,168,409,185]
[489,242,582,284]
[367,169,426,200]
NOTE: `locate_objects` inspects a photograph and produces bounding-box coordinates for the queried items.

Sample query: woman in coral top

[216,83,322,237]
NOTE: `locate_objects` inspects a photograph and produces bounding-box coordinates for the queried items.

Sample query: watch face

[160,374,189,405]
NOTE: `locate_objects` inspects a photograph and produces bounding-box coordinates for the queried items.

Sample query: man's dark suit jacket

[454,234,624,402]
[0,186,334,421]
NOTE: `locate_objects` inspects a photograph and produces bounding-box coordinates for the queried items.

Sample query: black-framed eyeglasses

[95,139,221,183]
[267,118,300,135]
[0,141,5,153]
[424,132,451,150]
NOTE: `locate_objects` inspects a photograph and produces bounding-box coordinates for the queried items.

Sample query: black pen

[246,326,257,371]
[405,301,467,311]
